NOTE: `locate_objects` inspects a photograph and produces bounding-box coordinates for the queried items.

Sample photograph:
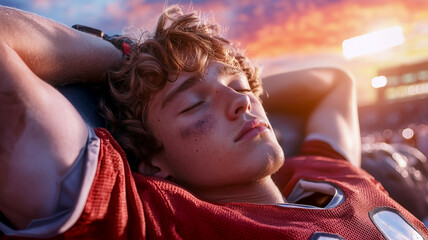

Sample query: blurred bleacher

[359,60,428,155]
[358,60,428,224]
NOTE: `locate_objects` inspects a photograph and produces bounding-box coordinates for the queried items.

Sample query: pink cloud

[32,0,52,10]
[239,0,428,58]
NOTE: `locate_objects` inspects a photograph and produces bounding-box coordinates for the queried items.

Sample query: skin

[0,6,122,229]
[262,68,361,167]
[144,62,286,203]
[0,42,89,229]
[0,90,25,161]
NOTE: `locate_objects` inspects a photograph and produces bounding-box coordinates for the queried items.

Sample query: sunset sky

[2,0,428,105]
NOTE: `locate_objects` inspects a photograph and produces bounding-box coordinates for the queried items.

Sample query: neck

[195,176,285,204]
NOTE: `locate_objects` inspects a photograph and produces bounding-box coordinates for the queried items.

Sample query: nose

[225,89,251,120]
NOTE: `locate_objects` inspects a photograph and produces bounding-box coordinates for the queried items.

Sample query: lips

[234,118,270,142]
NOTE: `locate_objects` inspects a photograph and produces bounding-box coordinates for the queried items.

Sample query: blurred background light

[372,76,388,88]
[342,26,405,59]
[402,127,414,140]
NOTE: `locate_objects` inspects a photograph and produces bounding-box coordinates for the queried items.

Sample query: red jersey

[4,128,428,239]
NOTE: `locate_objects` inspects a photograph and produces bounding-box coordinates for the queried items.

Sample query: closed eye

[236,89,252,93]
[180,101,204,114]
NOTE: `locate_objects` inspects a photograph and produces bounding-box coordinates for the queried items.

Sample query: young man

[0,5,426,239]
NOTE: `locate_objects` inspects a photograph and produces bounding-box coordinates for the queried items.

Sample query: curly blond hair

[101,5,263,171]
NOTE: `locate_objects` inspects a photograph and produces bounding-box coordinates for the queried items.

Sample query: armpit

[0,90,26,162]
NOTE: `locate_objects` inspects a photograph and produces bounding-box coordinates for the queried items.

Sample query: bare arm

[0,6,122,84]
[0,6,121,229]
[262,68,361,167]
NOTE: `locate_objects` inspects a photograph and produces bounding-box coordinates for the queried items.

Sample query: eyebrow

[161,75,202,110]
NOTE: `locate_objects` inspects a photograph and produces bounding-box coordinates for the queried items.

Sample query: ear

[138,156,171,179]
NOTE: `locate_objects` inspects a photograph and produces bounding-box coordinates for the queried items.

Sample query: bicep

[0,43,87,229]
[306,69,361,166]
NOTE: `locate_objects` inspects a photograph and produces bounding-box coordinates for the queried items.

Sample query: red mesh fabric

[63,128,146,239]
[3,129,427,239]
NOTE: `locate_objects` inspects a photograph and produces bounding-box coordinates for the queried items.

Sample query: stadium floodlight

[342,26,405,59]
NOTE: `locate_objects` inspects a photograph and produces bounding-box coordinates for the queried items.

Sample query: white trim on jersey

[277,179,345,209]
[0,126,100,238]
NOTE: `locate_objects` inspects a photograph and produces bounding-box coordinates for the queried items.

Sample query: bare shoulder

[0,42,88,229]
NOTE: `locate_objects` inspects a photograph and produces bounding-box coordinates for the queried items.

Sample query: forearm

[261,68,340,115]
[0,6,122,85]
[262,68,361,166]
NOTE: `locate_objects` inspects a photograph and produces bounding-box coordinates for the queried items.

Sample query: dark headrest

[362,142,428,220]
[56,84,105,128]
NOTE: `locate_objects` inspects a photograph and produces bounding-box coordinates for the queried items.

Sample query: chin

[250,142,285,178]
[266,147,285,175]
